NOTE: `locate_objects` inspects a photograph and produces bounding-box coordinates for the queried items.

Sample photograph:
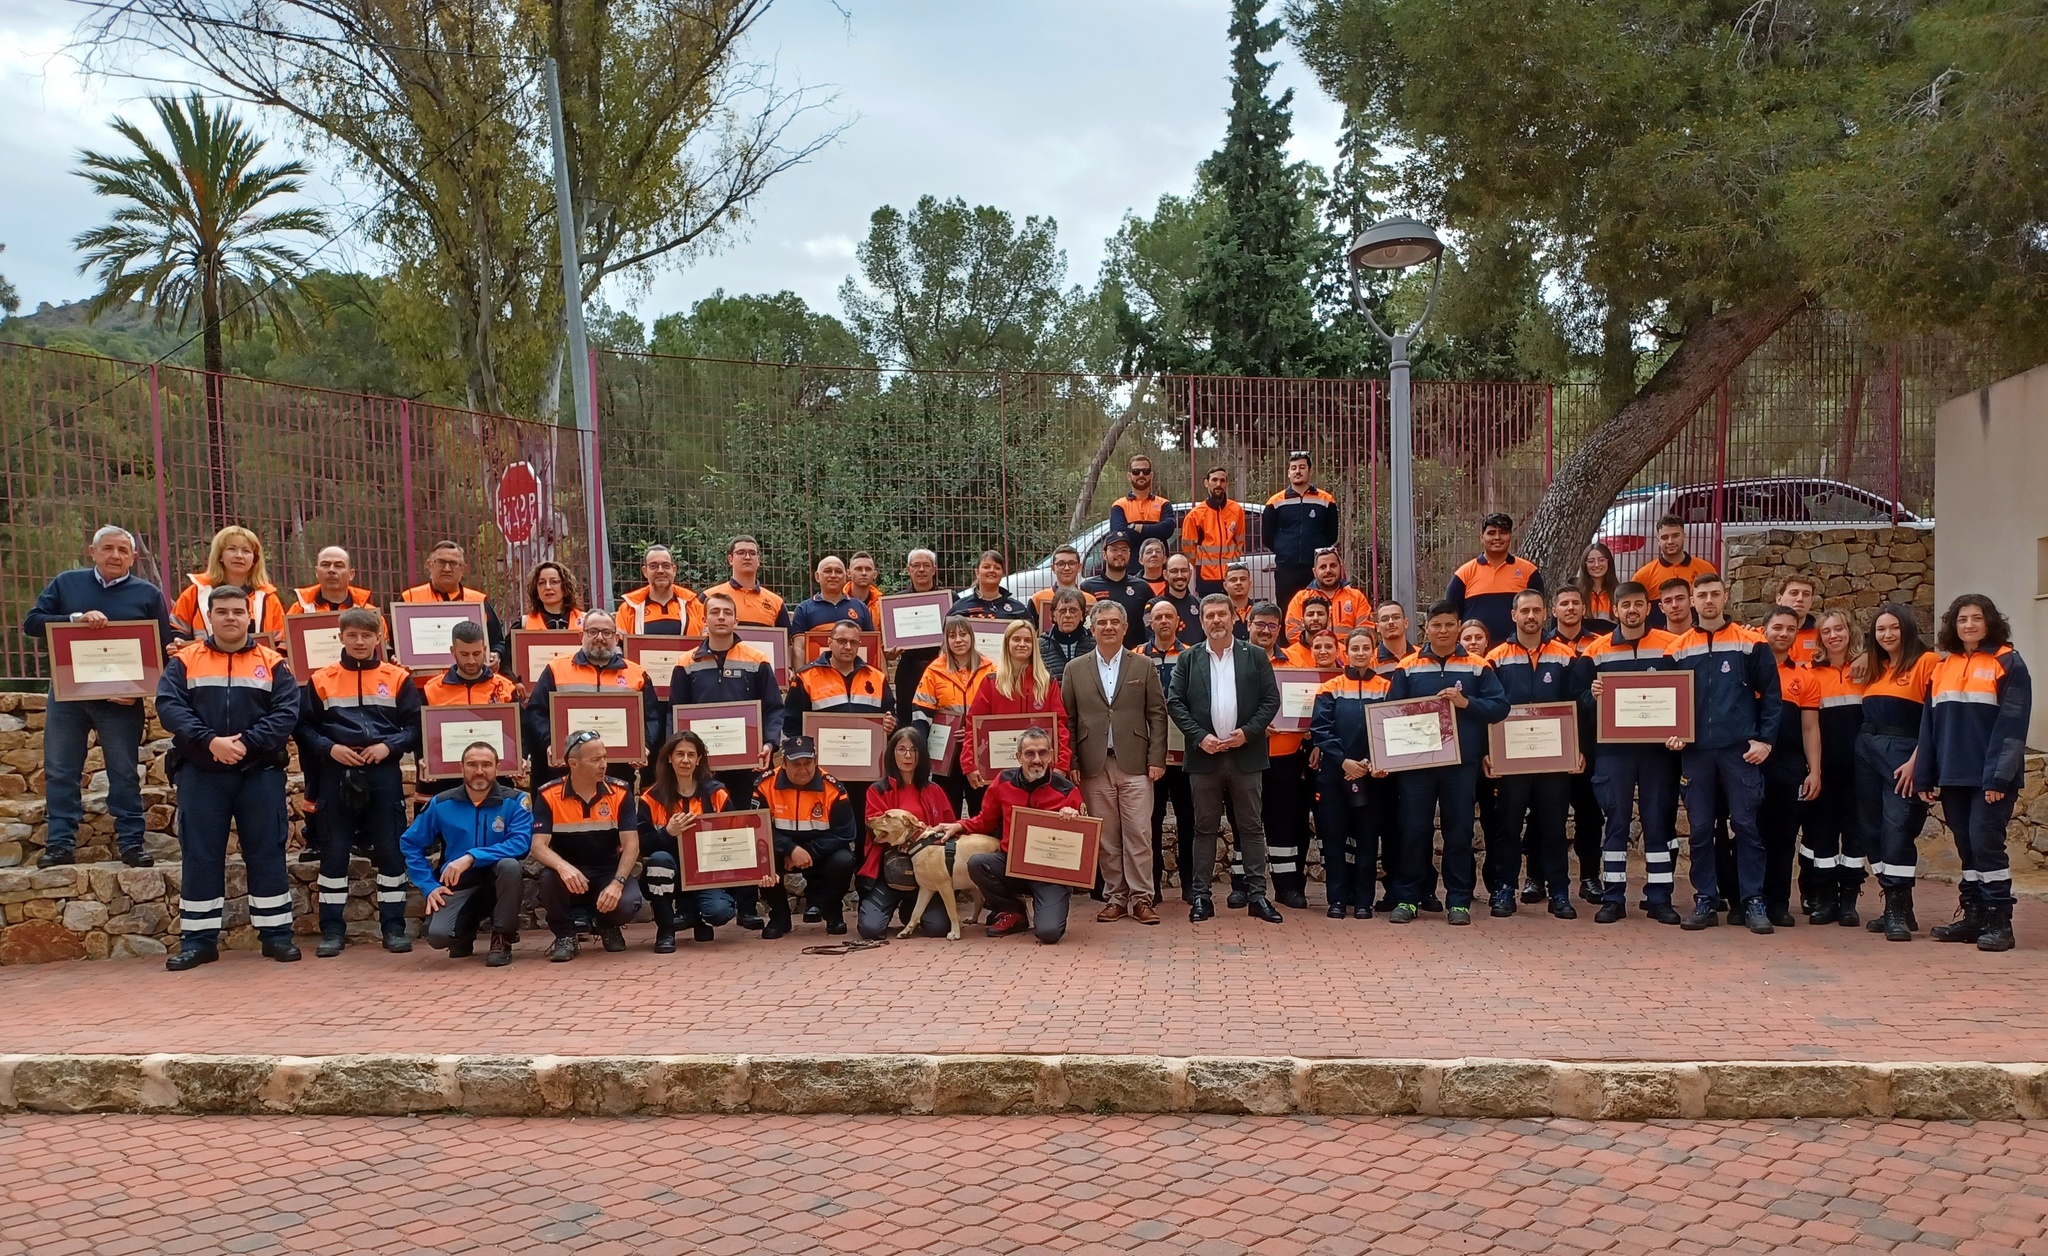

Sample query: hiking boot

[1549,895,1578,920]
[549,936,578,962]
[1878,885,1914,943]
[600,925,627,952]
[1489,888,1517,918]
[446,934,476,960]
[485,932,514,967]
[1744,899,1775,934]
[316,933,346,959]
[1594,902,1625,924]
[1931,899,1986,944]
[1976,903,2016,953]
[1680,902,1721,931]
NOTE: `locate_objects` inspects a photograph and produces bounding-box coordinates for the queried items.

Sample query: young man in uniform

[1028,545,1098,628]
[1580,582,1684,924]
[1483,589,1588,920]
[1081,531,1151,648]
[531,729,642,960]
[1444,513,1543,647]
[414,620,519,806]
[1110,455,1178,553]
[1181,467,1247,597]
[1284,547,1371,644]
[1544,586,1605,904]
[703,534,789,628]
[1760,605,1823,927]
[1265,451,1339,614]
[1636,515,1717,629]
[616,544,701,636]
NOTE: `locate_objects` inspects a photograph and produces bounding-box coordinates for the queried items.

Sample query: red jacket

[959,767,1084,854]
[860,778,959,880]
[962,676,1070,778]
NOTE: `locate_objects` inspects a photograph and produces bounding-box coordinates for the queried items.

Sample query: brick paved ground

[4,1112,2046,1255]
[2,898,2043,1062]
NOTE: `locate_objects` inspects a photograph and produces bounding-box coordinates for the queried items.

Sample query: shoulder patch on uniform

[518,794,532,811]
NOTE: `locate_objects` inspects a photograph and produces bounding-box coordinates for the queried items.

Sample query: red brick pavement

[2,898,2044,1062]
[4,1112,2047,1255]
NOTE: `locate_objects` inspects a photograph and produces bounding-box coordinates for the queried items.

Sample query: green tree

[0,243,18,316]
[650,290,865,366]
[72,93,328,526]
[1287,0,2041,580]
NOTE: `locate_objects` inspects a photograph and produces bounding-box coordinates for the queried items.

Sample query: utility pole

[544,57,611,608]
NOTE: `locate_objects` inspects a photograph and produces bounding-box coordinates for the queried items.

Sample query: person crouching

[405,741,532,966]
[531,729,642,960]
[928,727,1085,944]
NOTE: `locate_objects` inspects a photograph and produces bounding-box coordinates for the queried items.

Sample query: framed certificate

[799,629,881,667]
[975,711,1059,772]
[625,634,704,702]
[735,626,790,687]
[677,809,776,890]
[879,591,952,651]
[511,629,584,683]
[390,602,488,669]
[1487,702,1581,775]
[283,612,345,679]
[548,690,647,763]
[1598,671,1695,744]
[672,700,763,771]
[1364,694,1461,772]
[1166,721,1185,767]
[803,712,889,781]
[971,620,1018,667]
[1004,806,1102,889]
[1271,667,1337,734]
[46,620,163,701]
[924,712,962,774]
[421,703,519,777]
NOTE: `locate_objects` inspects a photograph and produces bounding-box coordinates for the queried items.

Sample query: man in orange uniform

[1181,466,1248,597]
[702,534,789,628]
[415,620,519,806]
[290,546,377,615]
[1110,454,1179,552]
[615,544,701,636]
[522,612,657,788]
[1635,515,1718,629]
[1284,548,1372,644]
[1249,603,1314,910]
[402,540,507,669]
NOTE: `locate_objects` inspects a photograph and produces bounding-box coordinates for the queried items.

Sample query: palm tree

[73,93,329,526]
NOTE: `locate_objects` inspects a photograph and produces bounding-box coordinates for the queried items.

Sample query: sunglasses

[564,729,604,752]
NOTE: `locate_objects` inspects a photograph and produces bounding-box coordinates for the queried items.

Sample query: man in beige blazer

[1061,600,1168,923]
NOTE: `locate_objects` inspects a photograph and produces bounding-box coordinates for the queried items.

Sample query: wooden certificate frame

[735,626,790,687]
[625,634,703,702]
[1271,667,1337,734]
[548,690,647,764]
[970,620,1018,667]
[974,712,1060,773]
[803,712,889,781]
[389,602,488,669]
[421,703,520,778]
[924,712,962,774]
[1597,671,1696,745]
[46,620,163,701]
[1364,694,1462,773]
[1004,806,1102,889]
[1486,701,1581,775]
[283,612,344,680]
[671,700,764,771]
[676,808,777,891]
[511,629,584,684]
[878,591,953,651]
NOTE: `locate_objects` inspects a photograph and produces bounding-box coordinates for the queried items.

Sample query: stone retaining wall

[1,1052,2043,1121]
[1725,525,1936,628]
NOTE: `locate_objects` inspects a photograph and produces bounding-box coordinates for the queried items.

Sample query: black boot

[1835,882,1861,928]
[1808,881,1840,926]
[1880,885,1913,942]
[1931,896,1986,944]
[651,896,678,954]
[1976,902,2015,953]
[1868,887,1918,933]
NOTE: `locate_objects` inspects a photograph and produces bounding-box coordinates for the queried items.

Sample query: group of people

[19,452,2032,972]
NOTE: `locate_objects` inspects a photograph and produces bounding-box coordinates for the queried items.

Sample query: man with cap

[754,734,858,938]
[1082,529,1151,649]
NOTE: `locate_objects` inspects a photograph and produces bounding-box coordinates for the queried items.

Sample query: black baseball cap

[780,735,818,760]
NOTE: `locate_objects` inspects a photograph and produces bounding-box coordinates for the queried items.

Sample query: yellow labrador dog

[868,808,998,940]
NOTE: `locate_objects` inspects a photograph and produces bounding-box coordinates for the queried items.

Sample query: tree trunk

[1068,375,1153,534]
[1520,290,1809,582]
[200,265,231,530]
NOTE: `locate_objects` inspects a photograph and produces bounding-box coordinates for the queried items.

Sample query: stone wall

[1725,525,1936,629]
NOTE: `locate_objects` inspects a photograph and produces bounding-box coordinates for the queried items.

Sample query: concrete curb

[3,1053,2046,1120]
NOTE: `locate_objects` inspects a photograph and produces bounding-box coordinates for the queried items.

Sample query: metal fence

[0,308,1990,681]
[0,342,591,681]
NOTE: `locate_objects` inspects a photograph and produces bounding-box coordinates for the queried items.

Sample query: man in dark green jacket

[1168,594,1283,923]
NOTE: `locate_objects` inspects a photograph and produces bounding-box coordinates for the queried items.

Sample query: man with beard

[1181,466,1248,597]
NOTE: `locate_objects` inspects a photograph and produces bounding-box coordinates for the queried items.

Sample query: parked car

[1007,502,1276,602]
[1594,477,1927,578]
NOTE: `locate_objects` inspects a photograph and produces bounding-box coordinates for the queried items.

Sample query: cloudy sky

[0,0,1345,323]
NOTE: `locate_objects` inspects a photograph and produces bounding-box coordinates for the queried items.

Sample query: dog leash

[800,938,891,956]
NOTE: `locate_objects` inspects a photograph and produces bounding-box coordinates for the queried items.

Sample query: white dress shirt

[1095,646,1124,753]
[1206,639,1238,738]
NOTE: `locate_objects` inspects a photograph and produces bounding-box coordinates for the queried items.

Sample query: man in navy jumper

[21,526,176,868]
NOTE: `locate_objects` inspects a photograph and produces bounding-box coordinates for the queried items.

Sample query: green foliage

[650,290,866,365]
[0,244,17,316]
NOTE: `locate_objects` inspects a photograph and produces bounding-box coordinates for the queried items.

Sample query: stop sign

[495,462,542,544]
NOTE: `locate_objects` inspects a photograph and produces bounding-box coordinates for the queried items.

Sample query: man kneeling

[532,729,643,960]
[929,727,1084,944]
[403,741,533,966]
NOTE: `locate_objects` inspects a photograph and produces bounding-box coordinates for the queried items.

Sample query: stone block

[293,1055,453,1115]
[1059,1055,1179,1114]
[0,919,87,965]
[1438,1060,1556,1117]
[1887,1064,2021,1120]
[163,1056,277,1113]
[1701,1062,1875,1118]
[110,935,166,957]
[107,904,168,936]
[453,1057,545,1116]
[1184,1056,1296,1114]
[22,900,58,921]
[115,867,166,901]
[12,1056,166,1113]
[931,1054,1058,1115]
[61,901,108,932]
[1300,1060,1424,1114]
[28,867,83,893]
[540,1056,664,1116]
[747,1054,936,1114]
[656,1057,750,1114]
[1572,1065,1684,1119]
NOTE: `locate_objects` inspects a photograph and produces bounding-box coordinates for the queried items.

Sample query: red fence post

[149,363,172,587]
[397,398,420,590]
[1887,342,1903,524]
[1712,381,1731,566]
[1543,386,1555,486]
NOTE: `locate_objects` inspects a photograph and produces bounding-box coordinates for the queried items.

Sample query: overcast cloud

[0,0,1344,322]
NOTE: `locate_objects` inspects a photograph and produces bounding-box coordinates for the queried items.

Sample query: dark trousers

[1261,753,1310,897]
[1315,776,1384,909]
[966,851,1070,943]
[1939,787,2017,907]
[1857,732,1928,889]
[1569,767,1604,884]
[1189,763,1269,900]
[538,862,644,937]
[424,857,525,947]
[1150,765,1194,898]
[315,760,409,936]
[1273,564,1314,620]
[1759,761,1807,913]
[637,841,737,928]
[714,769,761,918]
[1395,763,1479,908]
[1802,755,1864,897]
[1491,772,1570,898]
[42,697,147,856]
[173,764,293,948]
[1682,745,1766,906]
[857,882,954,940]
[935,770,984,824]
[1594,749,1679,907]
[1475,777,1505,892]
[766,844,855,926]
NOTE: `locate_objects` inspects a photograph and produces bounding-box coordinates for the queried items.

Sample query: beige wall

[1935,363,2048,750]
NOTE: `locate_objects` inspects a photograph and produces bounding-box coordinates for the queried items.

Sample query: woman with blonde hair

[1802,608,1867,925]
[170,525,284,640]
[960,618,1070,788]
[911,616,995,814]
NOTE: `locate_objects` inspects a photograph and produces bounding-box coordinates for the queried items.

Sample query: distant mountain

[0,298,194,364]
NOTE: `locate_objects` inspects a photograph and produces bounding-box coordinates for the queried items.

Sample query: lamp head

[1347,215,1444,271]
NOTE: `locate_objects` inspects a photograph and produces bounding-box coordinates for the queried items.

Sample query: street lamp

[1347,214,1445,613]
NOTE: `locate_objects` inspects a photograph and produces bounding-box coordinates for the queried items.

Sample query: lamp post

[1347,215,1445,613]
